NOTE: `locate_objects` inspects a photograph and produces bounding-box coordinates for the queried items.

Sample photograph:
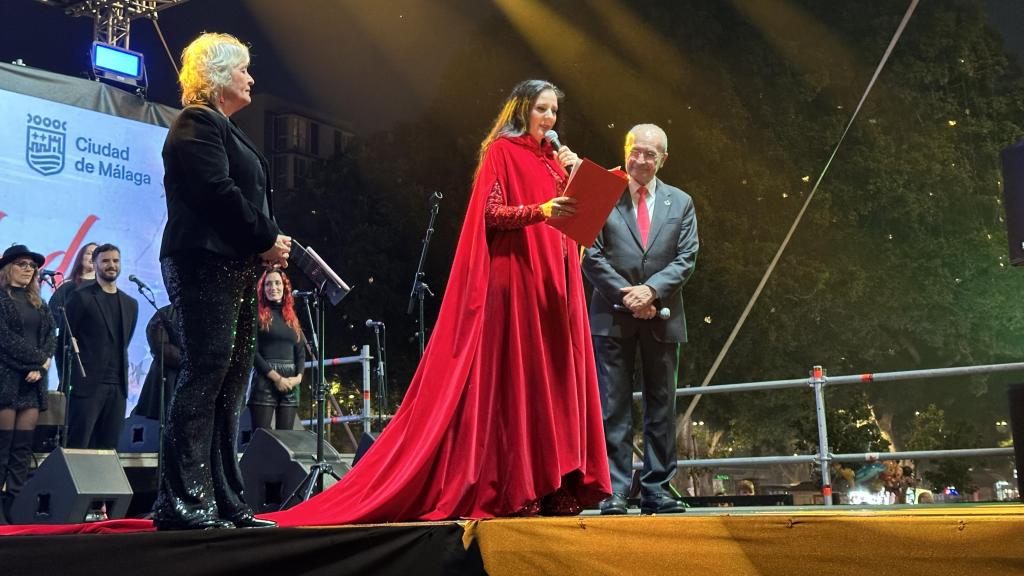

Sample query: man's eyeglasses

[12,261,38,270]
[627,148,661,162]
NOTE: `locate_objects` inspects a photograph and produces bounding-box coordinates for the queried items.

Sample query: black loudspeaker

[1000,140,1024,266]
[117,414,160,453]
[9,448,133,524]
[237,408,255,453]
[351,431,377,467]
[240,429,350,513]
[32,391,66,453]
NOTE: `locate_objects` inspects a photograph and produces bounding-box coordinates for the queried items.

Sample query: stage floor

[1,504,1022,575]
[474,503,1024,576]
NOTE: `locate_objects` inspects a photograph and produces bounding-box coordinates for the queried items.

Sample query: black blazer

[64,282,139,398]
[0,292,56,393]
[160,104,279,260]
[582,180,699,343]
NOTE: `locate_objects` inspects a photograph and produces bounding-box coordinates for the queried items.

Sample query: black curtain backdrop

[0,62,178,127]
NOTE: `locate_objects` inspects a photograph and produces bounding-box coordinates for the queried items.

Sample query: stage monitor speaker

[32,391,66,453]
[117,414,160,453]
[237,407,255,453]
[1000,140,1024,266]
[237,409,304,453]
[240,429,350,513]
[9,448,133,524]
[351,431,377,467]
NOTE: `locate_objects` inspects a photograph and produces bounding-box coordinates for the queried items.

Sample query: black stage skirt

[247,360,299,407]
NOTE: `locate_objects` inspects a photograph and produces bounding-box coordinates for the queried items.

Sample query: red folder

[546,158,628,248]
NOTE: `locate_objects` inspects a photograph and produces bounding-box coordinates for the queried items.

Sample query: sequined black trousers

[152,251,260,527]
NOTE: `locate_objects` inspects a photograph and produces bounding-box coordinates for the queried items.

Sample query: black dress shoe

[640,494,686,515]
[226,512,277,529]
[154,517,236,531]
[599,493,628,515]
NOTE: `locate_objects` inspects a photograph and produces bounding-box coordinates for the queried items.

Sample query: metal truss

[33,0,190,48]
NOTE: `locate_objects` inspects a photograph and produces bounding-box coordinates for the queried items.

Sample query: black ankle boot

[6,430,36,502]
[0,429,13,524]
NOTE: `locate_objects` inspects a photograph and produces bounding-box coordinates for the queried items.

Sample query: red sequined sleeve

[483,181,546,230]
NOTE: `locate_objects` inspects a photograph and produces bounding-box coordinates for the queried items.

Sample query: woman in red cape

[269,80,610,526]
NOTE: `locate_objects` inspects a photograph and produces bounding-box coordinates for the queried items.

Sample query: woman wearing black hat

[0,244,56,521]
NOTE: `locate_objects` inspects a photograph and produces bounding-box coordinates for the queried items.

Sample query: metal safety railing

[299,345,374,434]
[632,362,1024,505]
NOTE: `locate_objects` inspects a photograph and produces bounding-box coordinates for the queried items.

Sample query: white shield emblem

[26,124,66,176]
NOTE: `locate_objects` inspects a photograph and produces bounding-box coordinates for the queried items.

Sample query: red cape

[267,134,610,525]
[0,135,608,536]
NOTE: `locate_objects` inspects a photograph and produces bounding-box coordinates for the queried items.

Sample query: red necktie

[636,186,650,247]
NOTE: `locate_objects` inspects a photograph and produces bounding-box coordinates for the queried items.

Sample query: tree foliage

[279,0,1024,485]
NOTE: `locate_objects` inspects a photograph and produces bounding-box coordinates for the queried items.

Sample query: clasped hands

[620,284,658,320]
[25,358,51,383]
[260,234,292,269]
[269,370,300,393]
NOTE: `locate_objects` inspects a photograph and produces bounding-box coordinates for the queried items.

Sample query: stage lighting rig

[91,42,145,88]
[33,0,190,92]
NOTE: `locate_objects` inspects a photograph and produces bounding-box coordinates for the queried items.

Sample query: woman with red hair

[247,269,305,430]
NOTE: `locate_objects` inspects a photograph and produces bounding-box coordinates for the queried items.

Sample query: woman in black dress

[247,269,305,431]
[0,245,56,521]
[152,32,290,530]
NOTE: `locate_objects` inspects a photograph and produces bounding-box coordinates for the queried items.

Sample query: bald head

[627,124,668,154]
[624,123,668,185]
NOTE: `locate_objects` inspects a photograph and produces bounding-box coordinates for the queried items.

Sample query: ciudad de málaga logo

[26,112,153,186]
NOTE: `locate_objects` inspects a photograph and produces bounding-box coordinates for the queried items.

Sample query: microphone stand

[280,288,340,509]
[407,192,441,356]
[279,240,351,508]
[298,294,320,432]
[56,290,86,449]
[133,283,169,482]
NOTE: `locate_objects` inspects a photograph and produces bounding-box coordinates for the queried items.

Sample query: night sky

[1,0,508,134]
[2,1,1021,137]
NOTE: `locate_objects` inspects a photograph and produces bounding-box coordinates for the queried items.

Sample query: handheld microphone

[544,129,563,150]
[128,274,151,291]
[544,129,576,169]
[365,319,385,328]
[292,290,315,298]
[613,304,671,320]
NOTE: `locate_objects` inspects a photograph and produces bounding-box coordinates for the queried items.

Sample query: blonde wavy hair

[0,263,42,309]
[178,32,250,107]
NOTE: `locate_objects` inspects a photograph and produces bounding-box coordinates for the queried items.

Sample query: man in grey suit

[582,124,699,515]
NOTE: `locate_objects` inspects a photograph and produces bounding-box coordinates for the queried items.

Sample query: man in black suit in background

[582,124,699,515]
[65,243,139,449]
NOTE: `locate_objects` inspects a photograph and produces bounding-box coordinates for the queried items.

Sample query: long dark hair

[478,79,564,161]
[69,242,98,285]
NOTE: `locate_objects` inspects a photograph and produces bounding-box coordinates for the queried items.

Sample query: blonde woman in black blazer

[153,32,290,531]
